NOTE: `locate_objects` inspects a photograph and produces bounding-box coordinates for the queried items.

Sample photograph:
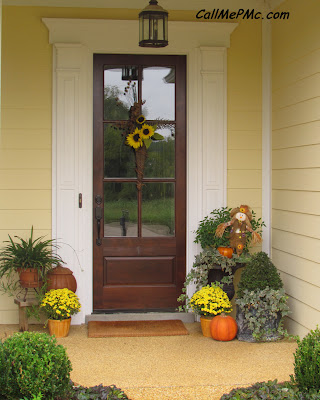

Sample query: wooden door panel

[100,286,179,310]
[104,257,175,285]
[93,54,186,312]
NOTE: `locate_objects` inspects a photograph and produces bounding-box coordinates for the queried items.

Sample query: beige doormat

[87,319,189,338]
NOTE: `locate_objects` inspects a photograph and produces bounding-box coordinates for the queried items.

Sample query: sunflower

[136,115,146,125]
[140,124,155,139]
[126,128,143,149]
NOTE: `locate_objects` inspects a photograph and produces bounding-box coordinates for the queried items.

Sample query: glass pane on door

[144,126,175,178]
[142,67,175,121]
[104,65,139,120]
[142,182,175,237]
[104,124,136,178]
[104,182,138,237]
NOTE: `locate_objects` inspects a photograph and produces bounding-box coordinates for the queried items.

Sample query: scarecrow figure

[215,205,262,256]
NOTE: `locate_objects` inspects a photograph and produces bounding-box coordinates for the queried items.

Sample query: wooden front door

[93,54,186,312]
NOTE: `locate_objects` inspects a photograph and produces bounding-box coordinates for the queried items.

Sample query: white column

[262,19,272,255]
[52,44,93,324]
[200,47,227,216]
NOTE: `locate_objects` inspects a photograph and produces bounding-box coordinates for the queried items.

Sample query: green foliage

[20,394,43,400]
[71,383,130,400]
[194,207,232,249]
[104,197,175,234]
[236,252,289,341]
[292,327,320,392]
[178,248,250,312]
[0,227,62,295]
[236,287,290,341]
[194,207,265,252]
[220,380,320,400]
[237,251,283,298]
[1,331,72,400]
[0,341,8,400]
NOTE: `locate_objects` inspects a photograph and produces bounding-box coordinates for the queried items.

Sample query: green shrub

[71,383,130,399]
[194,207,232,249]
[220,380,320,400]
[0,341,8,399]
[292,327,320,392]
[194,207,265,252]
[237,251,283,298]
[2,331,72,400]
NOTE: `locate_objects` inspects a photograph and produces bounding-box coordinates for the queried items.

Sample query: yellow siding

[227,20,262,213]
[272,0,320,337]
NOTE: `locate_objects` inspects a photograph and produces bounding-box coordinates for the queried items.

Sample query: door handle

[95,206,103,246]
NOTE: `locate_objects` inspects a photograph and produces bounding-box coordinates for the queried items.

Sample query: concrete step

[85,312,195,324]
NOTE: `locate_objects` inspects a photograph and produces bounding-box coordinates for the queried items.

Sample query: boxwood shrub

[1,331,72,400]
[292,326,320,392]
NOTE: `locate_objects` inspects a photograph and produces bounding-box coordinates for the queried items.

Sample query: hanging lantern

[139,0,168,48]
[121,66,139,81]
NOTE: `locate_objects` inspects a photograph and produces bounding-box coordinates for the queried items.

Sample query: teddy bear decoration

[215,205,262,256]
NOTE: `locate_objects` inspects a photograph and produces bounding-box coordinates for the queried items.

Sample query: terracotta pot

[48,318,71,338]
[18,268,43,288]
[200,316,213,337]
[47,265,77,292]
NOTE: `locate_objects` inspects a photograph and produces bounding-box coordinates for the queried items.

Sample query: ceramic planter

[236,306,283,342]
[17,268,43,289]
[48,318,71,338]
[200,316,213,337]
[47,265,77,292]
[208,263,244,300]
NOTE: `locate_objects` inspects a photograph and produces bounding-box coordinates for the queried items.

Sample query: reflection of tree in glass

[104,85,129,120]
[144,137,175,179]
[104,126,135,178]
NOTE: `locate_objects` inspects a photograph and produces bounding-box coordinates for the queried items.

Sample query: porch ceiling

[3,0,284,11]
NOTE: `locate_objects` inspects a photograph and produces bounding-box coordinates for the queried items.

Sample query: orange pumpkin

[210,313,238,341]
[217,247,233,258]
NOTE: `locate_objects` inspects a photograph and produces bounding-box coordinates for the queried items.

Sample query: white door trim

[43,18,237,323]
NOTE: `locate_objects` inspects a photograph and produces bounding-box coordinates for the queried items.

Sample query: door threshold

[85,311,195,324]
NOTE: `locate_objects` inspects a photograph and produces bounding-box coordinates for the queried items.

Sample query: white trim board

[262,19,272,256]
[43,18,237,323]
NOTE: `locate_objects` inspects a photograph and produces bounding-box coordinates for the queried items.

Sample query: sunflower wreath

[114,81,172,190]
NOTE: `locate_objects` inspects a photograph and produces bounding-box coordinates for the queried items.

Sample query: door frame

[43,18,235,323]
[93,54,187,311]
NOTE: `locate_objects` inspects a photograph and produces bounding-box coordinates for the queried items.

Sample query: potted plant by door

[193,206,265,298]
[40,288,81,337]
[235,251,290,342]
[0,227,62,296]
[189,284,236,339]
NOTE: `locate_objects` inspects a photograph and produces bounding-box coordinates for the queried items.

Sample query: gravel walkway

[0,323,297,400]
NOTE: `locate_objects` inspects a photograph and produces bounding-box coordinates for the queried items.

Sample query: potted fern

[0,227,62,296]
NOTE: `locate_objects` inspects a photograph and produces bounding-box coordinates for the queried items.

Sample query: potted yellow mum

[40,288,81,337]
[190,285,233,337]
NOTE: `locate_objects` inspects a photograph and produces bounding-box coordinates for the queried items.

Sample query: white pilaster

[262,19,272,255]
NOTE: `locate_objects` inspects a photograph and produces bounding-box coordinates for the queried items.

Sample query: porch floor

[0,323,297,400]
